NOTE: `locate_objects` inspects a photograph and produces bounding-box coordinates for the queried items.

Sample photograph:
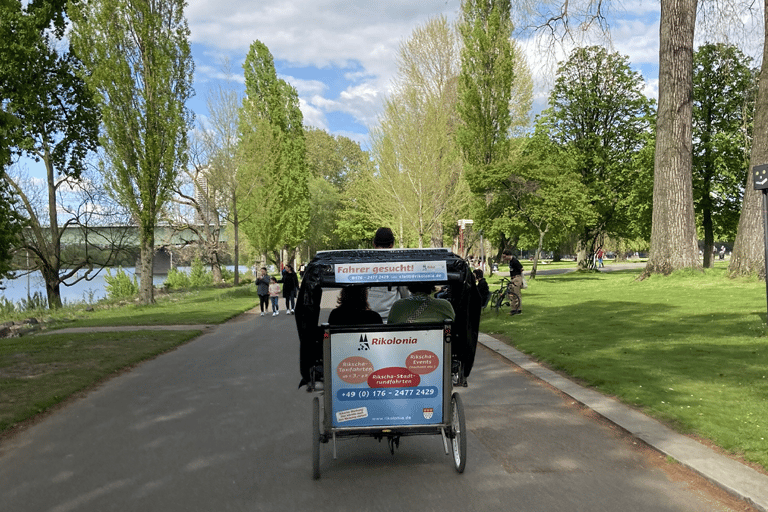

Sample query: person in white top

[367,227,409,322]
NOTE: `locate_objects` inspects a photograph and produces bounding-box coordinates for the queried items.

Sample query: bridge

[55,224,229,247]
[54,224,229,274]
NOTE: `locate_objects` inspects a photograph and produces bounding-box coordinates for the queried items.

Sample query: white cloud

[186,0,763,144]
[186,0,458,138]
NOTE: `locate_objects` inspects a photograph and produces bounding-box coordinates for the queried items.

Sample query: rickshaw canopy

[295,248,481,387]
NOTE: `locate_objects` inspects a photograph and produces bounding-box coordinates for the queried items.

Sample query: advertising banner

[334,261,448,284]
[330,328,444,428]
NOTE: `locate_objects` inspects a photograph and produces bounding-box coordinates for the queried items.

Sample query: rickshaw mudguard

[295,249,481,388]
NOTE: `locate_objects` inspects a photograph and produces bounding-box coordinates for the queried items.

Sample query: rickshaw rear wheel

[312,396,321,479]
[451,392,467,473]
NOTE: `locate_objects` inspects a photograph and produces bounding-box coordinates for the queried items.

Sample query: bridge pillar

[153,248,172,275]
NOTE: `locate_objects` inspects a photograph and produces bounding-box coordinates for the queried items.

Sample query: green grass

[481,266,768,471]
[0,284,259,435]
[56,286,260,328]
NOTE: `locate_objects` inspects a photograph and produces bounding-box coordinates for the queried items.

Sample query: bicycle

[487,277,510,313]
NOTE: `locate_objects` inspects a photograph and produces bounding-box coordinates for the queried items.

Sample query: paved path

[1,300,765,511]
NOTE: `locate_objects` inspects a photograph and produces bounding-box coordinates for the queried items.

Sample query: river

[0,266,240,307]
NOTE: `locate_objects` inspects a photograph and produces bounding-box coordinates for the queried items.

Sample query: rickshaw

[295,248,481,479]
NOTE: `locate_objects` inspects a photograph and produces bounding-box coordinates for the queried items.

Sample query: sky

[185,0,671,150]
[16,0,767,182]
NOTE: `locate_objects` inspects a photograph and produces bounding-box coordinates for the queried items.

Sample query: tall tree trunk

[139,226,155,304]
[233,192,240,286]
[729,0,768,279]
[703,204,714,268]
[644,0,701,276]
[44,151,63,308]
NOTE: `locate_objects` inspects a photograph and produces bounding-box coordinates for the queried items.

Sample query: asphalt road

[0,295,750,512]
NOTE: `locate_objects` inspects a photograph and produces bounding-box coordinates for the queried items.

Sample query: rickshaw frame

[295,248,481,479]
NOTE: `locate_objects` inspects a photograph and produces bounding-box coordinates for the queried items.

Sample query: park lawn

[48,285,260,328]
[481,266,768,472]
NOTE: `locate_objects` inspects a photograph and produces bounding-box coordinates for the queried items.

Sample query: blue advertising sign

[334,261,448,284]
[330,329,444,427]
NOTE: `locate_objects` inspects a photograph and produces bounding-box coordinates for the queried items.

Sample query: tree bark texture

[645,0,701,275]
[139,227,155,305]
[729,0,768,279]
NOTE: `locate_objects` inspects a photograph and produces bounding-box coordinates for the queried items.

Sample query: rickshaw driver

[368,227,410,321]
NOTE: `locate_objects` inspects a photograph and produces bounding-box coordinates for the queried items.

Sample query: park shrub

[189,258,213,288]
[164,267,191,290]
[104,267,139,299]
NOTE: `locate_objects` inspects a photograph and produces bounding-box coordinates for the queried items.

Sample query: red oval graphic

[336,356,374,384]
[367,367,421,388]
[405,350,439,375]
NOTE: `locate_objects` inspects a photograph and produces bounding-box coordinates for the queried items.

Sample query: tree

[546,46,655,268]
[729,0,768,279]
[238,40,309,266]
[643,0,701,276]
[456,0,515,172]
[491,133,595,277]
[692,43,756,268]
[0,181,21,284]
[169,134,226,284]
[171,66,244,284]
[304,127,373,253]
[1,0,101,306]
[366,15,471,248]
[70,0,194,304]
[510,0,705,275]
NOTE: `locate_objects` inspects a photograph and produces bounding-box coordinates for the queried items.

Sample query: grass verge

[45,285,259,329]
[481,266,768,472]
[0,285,258,436]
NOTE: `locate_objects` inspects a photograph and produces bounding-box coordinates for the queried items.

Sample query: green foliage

[545,46,656,253]
[692,43,757,262]
[104,267,139,299]
[363,16,471,248]
[70,0,194,304]
[163,261,213,289]
[303,128,374,252]
[163,267,190,290]
[238,40,309,257]
[0,297,15,316]
[0,0,99,178]
[189,258,213,288]
[0,181,22,281]
[494,133,596,254]
[457,0,515,169]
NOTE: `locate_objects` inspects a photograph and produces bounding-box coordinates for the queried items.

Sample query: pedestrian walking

[280,264,300,314]
[269,277,281,316]
[255,267,271,317]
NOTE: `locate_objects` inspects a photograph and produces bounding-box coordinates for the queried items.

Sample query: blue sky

[15,0,766,182]
[185,0,672,151]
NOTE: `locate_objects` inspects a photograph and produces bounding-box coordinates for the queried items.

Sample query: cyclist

[501,249,523,315]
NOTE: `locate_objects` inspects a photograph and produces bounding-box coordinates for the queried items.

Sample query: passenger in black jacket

[473,269,490,309]
[280,264,300,314]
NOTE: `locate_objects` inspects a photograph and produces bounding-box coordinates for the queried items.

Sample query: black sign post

[752,164,768,322]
